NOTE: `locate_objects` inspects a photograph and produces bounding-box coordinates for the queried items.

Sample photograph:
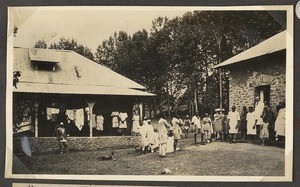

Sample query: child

[56,122,69,154]
[260,102,271,146]
[139,118,148,154]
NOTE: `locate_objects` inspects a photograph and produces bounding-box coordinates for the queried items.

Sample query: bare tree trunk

[194,89,198,114]
[219,69,223,110]
[166,83,171,118]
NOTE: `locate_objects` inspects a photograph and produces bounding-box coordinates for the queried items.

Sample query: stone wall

[14,136,139,155]
[228,51,286,113]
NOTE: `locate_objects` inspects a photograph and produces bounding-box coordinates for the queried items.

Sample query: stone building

[215,31,286,113]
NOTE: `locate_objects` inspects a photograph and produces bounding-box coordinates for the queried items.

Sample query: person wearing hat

[183,115,191,139]
[56,122,69,154]
[202,113,212,143]
[227,106,240,143]
[213,109,223,141]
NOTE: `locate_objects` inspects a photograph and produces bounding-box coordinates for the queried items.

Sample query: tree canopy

[94,10,285,117]
[33,11,285,117]
[34,38,94,61]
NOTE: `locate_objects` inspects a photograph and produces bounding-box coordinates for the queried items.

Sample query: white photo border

[5,5,294,182]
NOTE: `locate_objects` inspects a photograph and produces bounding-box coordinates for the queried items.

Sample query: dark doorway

[255,85,270,103]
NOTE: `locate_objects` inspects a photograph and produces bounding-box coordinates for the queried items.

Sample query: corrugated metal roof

[214,31,286,68]
[13,48,154,96]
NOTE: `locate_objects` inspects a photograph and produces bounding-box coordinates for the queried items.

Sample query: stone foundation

[13,136,139,155]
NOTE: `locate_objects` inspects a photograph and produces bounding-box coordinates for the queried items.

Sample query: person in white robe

[275,102,285,143]
[246,106,256,143]
[227,106,240,143]
[254,96,264,141]
[157,114,170,157]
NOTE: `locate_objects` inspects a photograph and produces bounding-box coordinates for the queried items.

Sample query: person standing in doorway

[254,96,264,144]
[227,106,240,143]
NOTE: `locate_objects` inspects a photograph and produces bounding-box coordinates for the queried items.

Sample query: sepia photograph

[6,6,293,181]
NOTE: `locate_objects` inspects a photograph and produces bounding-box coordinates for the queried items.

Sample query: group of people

[238,97,286,145]
[55,96,286,154]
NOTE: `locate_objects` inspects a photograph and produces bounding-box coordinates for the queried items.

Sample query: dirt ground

[14,137,284,176]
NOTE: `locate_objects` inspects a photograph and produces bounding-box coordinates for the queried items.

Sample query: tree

[94,11,285,117]
[49,38,94,61]
[34,38,94,61]
[34,40,47,49]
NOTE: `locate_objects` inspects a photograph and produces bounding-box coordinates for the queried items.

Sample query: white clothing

[157,118,169,144]
[254,101,264,124]
[65,110,75,121]
[275,108,285,136]
[119,112,128,129]
[46,108,60,120]
[192,116,201,129]
[228,111,240,134]
[146,125,155,145]
[96,115,104,131]
[139,125,148,147]
[152,132,160,149]
[111,111,119,128]
[119,112,128,121]
[74,109,84,131]
[171,117,181,126]
[246,112,256,135]
[132,115,140,133]
[166,136,174,153]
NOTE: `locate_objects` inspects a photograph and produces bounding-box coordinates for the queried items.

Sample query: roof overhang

[214,31,286,69]
[14,82,156,96]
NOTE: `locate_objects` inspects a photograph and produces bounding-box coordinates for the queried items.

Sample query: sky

[10,7,191,53]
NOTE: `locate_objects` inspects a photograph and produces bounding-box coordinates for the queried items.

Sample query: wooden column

[139,102,143,120]
[219,69,223,110]
[86,101,96,138]
[33,101,39,137]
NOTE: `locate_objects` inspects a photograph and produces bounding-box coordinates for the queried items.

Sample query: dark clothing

[239,111,247,133]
